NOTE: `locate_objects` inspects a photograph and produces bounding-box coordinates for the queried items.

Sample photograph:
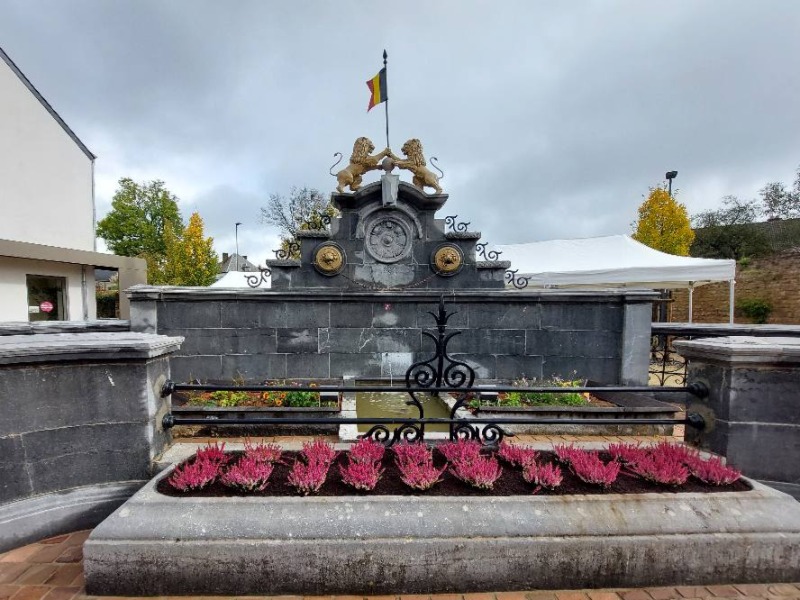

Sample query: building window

[26,275,66,321]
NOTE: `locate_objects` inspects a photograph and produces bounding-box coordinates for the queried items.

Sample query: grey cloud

[1,0,798,251]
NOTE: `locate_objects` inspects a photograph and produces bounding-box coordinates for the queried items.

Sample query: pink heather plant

[688,456,741,486]
[339,459,384,491]
[552,443,583,466]
[169,458,220,492]
[349,437,386,464]
[607,442,647,466]
[522,461,563,491]
[301,438,337,467]
[438,439,482,464]
[393,442,434,468]
[629,452,689,486]
[220,456,274,492]
[243,439,283,464]
[569,451,620,488]
[195,441,230,466]
[450,455,503,490]
[287,459,330,495]
[397,460,446,491]
[497,441,538,467]
[651,441,700,465]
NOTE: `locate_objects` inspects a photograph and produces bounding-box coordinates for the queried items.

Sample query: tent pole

[688,283,694,324]
[729,279,735,324]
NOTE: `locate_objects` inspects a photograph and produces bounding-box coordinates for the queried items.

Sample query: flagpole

[383,49,390,149]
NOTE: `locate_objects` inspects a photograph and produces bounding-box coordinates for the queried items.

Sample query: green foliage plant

[499,374,590,407]
[736,298,772,324]
[208,391,249,407]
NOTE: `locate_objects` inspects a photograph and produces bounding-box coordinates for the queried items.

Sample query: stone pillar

[620,302,651,385]
[0,331,183,551]
[674,336,800,499]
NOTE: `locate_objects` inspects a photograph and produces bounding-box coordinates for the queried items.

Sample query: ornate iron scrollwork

[302,214,332,229]
[505,269,531,289]
[475,242,503,261]
[274,241,301,260]
[444,215,470,233]
[245,266,272,289]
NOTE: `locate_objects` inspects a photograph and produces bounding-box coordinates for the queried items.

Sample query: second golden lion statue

[330,137,389,193]
[391,139,443,195]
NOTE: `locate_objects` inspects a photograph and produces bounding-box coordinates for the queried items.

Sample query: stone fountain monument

[128,135,654,385]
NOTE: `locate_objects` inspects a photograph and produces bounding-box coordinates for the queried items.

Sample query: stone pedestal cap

[674,336,800,365]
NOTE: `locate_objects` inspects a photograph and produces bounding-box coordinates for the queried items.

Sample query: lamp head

[665,170,678,180]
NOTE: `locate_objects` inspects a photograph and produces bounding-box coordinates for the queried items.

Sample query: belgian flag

[366,67,387,112]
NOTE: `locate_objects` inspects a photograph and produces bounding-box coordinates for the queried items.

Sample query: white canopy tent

[210,270,270,288]
[495,235,736,323]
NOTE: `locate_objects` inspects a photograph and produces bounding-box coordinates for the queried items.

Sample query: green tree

[162,212,219,286]
[631,186,695,255]
[690,195,770,260]
[760,178,800,220]
[259,187,338,257]
[96,178,184,283]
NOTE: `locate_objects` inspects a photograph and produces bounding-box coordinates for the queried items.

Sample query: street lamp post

[666,170,678,198]
[235,222,242,272]
[660,171,679,326]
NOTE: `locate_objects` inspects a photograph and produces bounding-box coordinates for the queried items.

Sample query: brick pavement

[1,531,798,600]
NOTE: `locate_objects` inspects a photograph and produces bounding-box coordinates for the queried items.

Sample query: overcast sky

[2,0,799,264]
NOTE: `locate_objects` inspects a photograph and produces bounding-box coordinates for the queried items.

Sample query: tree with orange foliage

[632,186,694,256]
[163,212,219,286]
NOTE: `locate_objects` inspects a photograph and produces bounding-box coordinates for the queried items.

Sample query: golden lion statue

[391,139,444,195]
[330,137,389,193]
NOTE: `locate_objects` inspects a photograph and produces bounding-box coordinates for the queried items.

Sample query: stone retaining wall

[128,287,656,386]
[671,249,800,324]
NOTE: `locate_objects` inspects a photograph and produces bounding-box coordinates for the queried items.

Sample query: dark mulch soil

[156,450,751,498]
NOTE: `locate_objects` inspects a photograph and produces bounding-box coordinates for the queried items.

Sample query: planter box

[84,471,800,595]
[476,385,681,436]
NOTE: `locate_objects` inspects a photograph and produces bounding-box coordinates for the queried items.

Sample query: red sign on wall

[40,301,54,313]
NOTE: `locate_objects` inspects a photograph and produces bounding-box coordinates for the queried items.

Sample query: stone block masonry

[675,336,800,499]
[128,287,655,386]
[0,331,183,552]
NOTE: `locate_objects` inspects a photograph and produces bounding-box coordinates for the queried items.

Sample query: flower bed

[87,439,799,597]
[156,439,749,498]
[176,380,338,408]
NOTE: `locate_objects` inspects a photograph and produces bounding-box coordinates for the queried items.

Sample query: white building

[0,46,145,322]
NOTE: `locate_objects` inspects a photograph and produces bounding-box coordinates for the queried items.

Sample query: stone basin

[84,470,800,595]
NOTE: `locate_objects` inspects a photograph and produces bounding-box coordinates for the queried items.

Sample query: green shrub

[96,290,119,318]
[284,390,319,407]
[504,374,590,407]
[736,298,772,324]
[209,390,249,407]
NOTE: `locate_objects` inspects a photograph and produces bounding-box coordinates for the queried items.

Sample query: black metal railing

[161,298,707,446]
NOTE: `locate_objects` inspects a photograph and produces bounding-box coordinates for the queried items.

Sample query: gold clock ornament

[432,244,463,276]
[313,243,345,276]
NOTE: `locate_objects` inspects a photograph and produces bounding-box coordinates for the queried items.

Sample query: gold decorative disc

[314,244,344,275]
[433,244,463,276]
